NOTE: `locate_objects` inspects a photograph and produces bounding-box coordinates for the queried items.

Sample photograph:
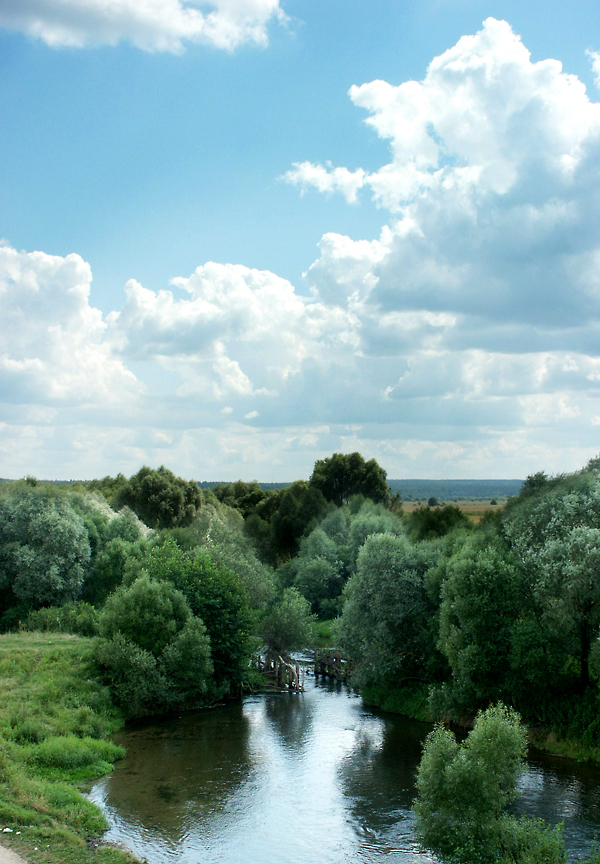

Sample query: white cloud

[298,18,600,343]
[0,244,139,406]
[283,162,367,204]
[0,0,286,52]
[106,261,361,399]
[588,50,600,89]
[3,20,600,480]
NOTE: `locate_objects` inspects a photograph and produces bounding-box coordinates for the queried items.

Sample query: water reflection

[90,677,600,864]
[515,749,600,858]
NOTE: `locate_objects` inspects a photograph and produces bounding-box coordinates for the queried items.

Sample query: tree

[0,485,90,610]
[270,481,327,560]
[294,557,343,618]
[96,574,212,717]
[142,539,253,691]
[84,536,146,606]
[99,574,192,656]
[504,468,600,689]
[433,530,521,715]
[261,587,316,654]
[339,532,440,689]
[116,465,202,529]
[414,704,565,864]
[347,500,404,570]
[309,452,390,508]
[406,504,469,541]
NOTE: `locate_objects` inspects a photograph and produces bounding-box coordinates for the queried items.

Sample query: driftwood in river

[314,648,348,680]
[261,651,305,691]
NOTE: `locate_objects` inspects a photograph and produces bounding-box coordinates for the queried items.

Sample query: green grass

[312,619,337,649]
[360,682,433,722]
[0,632,142,864]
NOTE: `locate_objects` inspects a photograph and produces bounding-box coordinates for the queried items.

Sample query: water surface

[90,676,600,863]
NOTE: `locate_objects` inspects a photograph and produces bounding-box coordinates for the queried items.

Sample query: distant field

[402,500,504,522]
[197,478,523,501]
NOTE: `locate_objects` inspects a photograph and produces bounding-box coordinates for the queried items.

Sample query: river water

[89,675,600,864]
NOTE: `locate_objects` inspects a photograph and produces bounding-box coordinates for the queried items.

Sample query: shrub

[414,704,565,864]
[24,602,99,637]
[30,735,125,770]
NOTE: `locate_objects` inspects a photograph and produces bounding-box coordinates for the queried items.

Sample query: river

[89,674,600,863]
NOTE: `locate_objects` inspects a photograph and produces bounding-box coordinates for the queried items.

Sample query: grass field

[0,632,141,864]
[401,500,504,522]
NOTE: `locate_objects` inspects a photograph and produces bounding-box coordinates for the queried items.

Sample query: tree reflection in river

[90,676,600,864]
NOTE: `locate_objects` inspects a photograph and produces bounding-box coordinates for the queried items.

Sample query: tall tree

[309,452,390,508]
[0,485,90,610]
[116,465,202,529]
[504,468,600,689]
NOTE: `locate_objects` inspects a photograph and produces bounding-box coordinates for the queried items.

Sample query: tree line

[3,452,600,863]
[2,453,600,750]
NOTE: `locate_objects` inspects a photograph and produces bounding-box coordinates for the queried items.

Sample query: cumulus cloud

[283,162,367,204]
[106,261,361,399]
[0,244,139,406]
[0,0,286,52]
[298,18,600,346]
[3,19,600,480]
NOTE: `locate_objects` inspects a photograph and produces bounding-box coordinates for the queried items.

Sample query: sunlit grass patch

[0,632,141,864]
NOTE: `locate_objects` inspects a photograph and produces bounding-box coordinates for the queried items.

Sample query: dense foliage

[115,465,202,529]
[0,484,91,613]
[414,705,565,864]
[3,452,600,755]
[309,451,390,507]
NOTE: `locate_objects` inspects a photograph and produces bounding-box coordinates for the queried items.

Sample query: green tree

[99,574,192,656]
[309,452,390,507]
[116,465,202,529]
[433,530,520,715]
[0,485,90,610]
[261,587,316,654]
[504,468,600,689]
[270,481,327,560]
[414,704,565,864]
[96,575,212,717]
[339,532,440,688]
[294,557,343,618]
[406,504,469,541]
[84,536,147,606]
[347,500,404,570]
[142,539,253,691]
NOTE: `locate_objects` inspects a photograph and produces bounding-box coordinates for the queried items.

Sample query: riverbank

[361,681,600,764]
[0,633,142,864]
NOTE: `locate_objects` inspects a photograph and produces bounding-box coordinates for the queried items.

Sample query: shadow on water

[90,677,600,864]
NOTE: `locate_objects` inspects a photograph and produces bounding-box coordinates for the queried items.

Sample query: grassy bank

[360,681,600,765]
[0,632,142,864]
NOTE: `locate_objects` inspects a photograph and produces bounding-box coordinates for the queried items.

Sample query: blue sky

[1,0,600,481]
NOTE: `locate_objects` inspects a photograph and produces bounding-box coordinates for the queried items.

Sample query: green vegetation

[308,451,391,507]
[3,452,600,864]
[414,705,566,864]
[114,465,202,529]
[0,632,140,864]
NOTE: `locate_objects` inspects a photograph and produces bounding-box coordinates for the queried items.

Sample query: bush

[24,602,99,637]
[414,704,565,864]
[30,735,124,770]
[95,633,168,718]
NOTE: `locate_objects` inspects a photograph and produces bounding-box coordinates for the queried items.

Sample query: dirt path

[0,844,27,864]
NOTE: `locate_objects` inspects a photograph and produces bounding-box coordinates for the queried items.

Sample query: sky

[1,0,600,482]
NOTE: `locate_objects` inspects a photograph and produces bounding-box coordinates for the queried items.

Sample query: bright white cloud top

[0,0,286,51]
[1,17,600,480]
